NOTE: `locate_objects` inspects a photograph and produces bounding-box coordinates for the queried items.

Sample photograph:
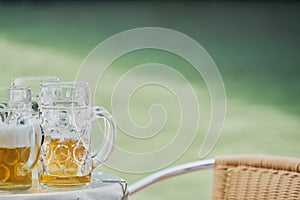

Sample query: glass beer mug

[0,87,42,190]
[38,81,116,187]
[11,76,60,115]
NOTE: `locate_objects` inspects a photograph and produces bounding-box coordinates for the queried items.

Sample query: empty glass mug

[11,76,60,115]
[0,87,42,190]
[38,81,116,187]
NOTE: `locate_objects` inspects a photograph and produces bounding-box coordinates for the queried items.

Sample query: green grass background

[0,1,299,199]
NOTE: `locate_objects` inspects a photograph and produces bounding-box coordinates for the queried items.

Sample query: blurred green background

[0,1,299,199]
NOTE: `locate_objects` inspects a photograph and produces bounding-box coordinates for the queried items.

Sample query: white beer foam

[0,124,31,148]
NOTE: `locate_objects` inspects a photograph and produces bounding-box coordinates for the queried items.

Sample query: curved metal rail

[129,158,215,195]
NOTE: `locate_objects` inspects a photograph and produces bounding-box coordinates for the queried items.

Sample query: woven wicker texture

[211,155,300,200]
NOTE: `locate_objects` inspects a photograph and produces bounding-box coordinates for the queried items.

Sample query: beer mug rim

[0,86,31,111]
[0,85,30,92]
[40,81,89,87]
[12,76,60,85]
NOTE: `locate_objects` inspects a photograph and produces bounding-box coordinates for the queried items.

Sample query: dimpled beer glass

[0,87,42,190]
[38,81,116,187]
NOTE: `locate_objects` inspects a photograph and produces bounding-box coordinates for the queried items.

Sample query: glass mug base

[38,174,91,188]
[0,183,31,191]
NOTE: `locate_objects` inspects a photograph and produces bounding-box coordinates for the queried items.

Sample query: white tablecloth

[0,171,128,200]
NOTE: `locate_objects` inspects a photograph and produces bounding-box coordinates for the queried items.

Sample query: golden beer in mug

[38,81,116,187]
[38,136,91,186]
[0,87,42,190]
[0,146,31,189]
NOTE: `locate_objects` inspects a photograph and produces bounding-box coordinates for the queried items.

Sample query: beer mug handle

[91,106,116,169]
[17,117,42,175]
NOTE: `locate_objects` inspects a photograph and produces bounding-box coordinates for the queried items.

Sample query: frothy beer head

[0,124,31,148]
